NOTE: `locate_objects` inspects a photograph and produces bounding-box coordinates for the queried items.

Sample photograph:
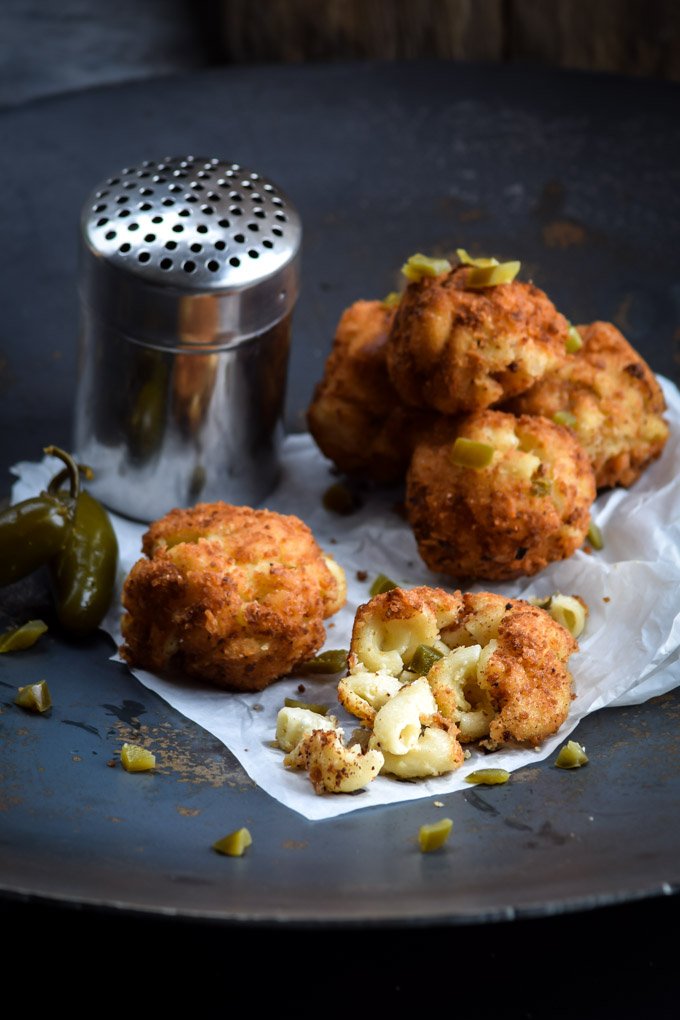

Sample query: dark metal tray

[1,60,679,927]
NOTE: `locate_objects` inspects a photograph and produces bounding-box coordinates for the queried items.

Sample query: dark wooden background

[1,0,678,108]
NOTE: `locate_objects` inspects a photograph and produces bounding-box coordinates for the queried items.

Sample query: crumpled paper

[12,377,680,821]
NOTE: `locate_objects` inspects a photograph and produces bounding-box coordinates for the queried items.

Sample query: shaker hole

[247,222,259,232]
[185,194,198,203]
[275,212,287,222]
[96,217,108,226]
[183,260,196,273]
[116,195,129,204]
[105,230,116,240]
[229,256,240,267]
[162,198,175,207]
[160,258,173,270]
[172,224,184,233]
[230,207,242,217]
[119,242,131,253]
[139,188,154,196]
[201,205,214,215]
[190,243,202,253]
[196,224,208,234]
[254,209,265,219]
[262,239,274,248]
[145,233,156,242]
[206,260,220,272]
[139,203,152,212]
[178,208,190,217]
[272,227,283,236]
[165,240,177,250]
[128,222,139,231]
[217,218,230,228]
[151,215,163,224]
[169,184,181,193]
[93,203,106,212]
[233,233,245,243]
[190,182,204,191]
[138,251,150,263]
[214,240,226,251]
[248,249,259,259]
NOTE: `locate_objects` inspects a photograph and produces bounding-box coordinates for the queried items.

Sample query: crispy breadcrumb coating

[406,410,596,580]
[345,586,578,750]
[386,265,569,415]
[307,299,436,482]
[440,592,577,748]
[120,502,346,692]
[505,321,669,488]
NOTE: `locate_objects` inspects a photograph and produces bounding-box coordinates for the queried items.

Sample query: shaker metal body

[75,157,301,522]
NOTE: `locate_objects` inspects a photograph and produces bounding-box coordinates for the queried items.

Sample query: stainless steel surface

[75,156,301,520]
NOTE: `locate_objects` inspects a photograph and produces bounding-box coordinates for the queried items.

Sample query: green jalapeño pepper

[0,489,72,587]
[46,447,118,636]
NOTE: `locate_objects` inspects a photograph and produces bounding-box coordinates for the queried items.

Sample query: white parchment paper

[12,377,680,821]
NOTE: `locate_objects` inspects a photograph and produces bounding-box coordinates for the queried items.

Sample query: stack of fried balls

[308,251,668,581]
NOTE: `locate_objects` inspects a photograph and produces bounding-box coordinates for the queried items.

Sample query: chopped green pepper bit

[553,410,578,428]
[369,573,399,597]
[299,649,348,674]
[120,743,156,772]
[555,740,589,769]
[410,644,444,676]
[15,679,52,713]
[0,619,48,653]
[382,291,402,308]
[213,827,252,857]
[465,768,510,785]
[284,697,329,716]
[586,522,604,551]
[566,325,583,353]
[322,482,358,516]
[451,436,495,469]
[401,253,452,282]
[530,475,552,496]
[456,248,499,269]
[418,817,453,853]
[465,261,521,289]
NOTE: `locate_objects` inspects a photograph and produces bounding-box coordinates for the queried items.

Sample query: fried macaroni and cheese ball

[307,299,436,482]
[341,587,466,778]
[121,502,346,692]
[344,586,578,751]
[386,265,569,415]
[505,321,669,489]
[406,410,596,581]
[438,592,578,748]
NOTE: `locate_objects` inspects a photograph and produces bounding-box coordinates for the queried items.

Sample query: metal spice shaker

[74,156,301,522]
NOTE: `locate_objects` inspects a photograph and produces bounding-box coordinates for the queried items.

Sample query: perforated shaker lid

[79,157,302,350]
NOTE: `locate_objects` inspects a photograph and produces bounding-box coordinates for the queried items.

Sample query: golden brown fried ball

[344,586,578,750]
[307,299,436,483]
[439,591,578,748]
[386,265,570,415]
[505,321,669,489]
[120,502,346,692]
[406,410,596,580]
